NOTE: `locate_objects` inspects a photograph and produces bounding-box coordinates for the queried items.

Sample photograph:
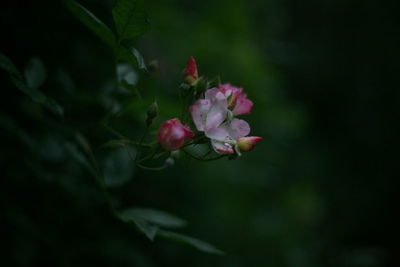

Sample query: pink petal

[205,88,228,103]
[204,87,220,101]
[232,94,253,115]
[218,83,234,97]
[204,92,227,130]
[205,127,230,141]
[205,102,227,130]
[189,99,211,131]
[211,140,234,154]
[182,124,195,139]
[226,118,250,139]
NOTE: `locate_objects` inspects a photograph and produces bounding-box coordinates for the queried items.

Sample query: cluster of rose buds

[157,57,262,157]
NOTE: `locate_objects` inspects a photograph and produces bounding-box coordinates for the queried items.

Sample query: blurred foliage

[1,0,399,266]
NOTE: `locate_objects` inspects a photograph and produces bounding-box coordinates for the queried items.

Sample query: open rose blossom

[190,85,260,154]
[158,118,194,150]
[184,56,198,86]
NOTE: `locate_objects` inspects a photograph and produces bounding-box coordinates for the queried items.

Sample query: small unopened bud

[165,157,175,166]
[237,136,263,152]
[170,150,180,160]
[146,101,159,126]
[183,56,198,86]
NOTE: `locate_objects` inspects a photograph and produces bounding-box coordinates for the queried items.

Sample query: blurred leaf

[118,45,147,71]
[0,52,22,79]
[116,63,138,86]
[157,230,224,255]
[0,114,35,148]
[38,135,66,163]
[0,53,63,116]
[102,147,135,187]
[0,53,44,101]
[133,218,159,241]
[25,57,47,89]
[63,0,116,47]
[44,97,64,117]
[65,141,104,185]
[116,62,142,98]
[55,69,76,92]
[75,133,92,156]
[112,0,150,41]
[119,208,186,228]
[120,80,141,99]
[118,211,159,241]
[65,142,91,168]
[9,76,46,103]
[130,47,146,70]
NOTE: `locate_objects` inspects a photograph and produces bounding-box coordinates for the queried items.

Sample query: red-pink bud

[237,136,262,152]
[157,118,194,150]
[184,56,198,86]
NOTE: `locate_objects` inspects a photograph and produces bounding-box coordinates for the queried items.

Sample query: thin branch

[136,163,168,171]
[182,148,226,162]
[125,146,168,171]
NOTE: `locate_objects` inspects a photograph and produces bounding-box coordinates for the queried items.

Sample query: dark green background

[1,0,399,266]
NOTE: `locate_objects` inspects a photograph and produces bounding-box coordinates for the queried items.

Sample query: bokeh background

[1,0,399,266]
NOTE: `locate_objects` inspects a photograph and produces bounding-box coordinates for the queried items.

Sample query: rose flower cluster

[158,57,262,157]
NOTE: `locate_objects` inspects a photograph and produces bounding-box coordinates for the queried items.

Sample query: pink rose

[189,85,256,154]
[158,118,194,150]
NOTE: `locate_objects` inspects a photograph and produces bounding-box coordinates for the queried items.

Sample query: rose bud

[237,136,262,152]
[157,118,194,150]
[183,56,199,86]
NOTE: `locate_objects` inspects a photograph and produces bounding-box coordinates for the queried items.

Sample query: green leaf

[158,230,225,255]
[63,0,116,47]
[65,141,101,182]
[0,52,22,79]
[119,208,186,228]
[117,44,147,71]
[0,53,63,116]
[118,210,160,241]
[10,76,46,103]
[102,147,135,187]
[132,218,159,241]
[65,142,91,168]
[25,57,47,89]
[55,69,76,92]
[44,97,64,117]
[130,47,146,70]
[0,114,35,148]
[112,0,150,41]
[116,63,138,86]
[116,62,142,97]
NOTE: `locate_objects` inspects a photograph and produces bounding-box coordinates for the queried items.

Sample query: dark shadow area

[1,0,399,266]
